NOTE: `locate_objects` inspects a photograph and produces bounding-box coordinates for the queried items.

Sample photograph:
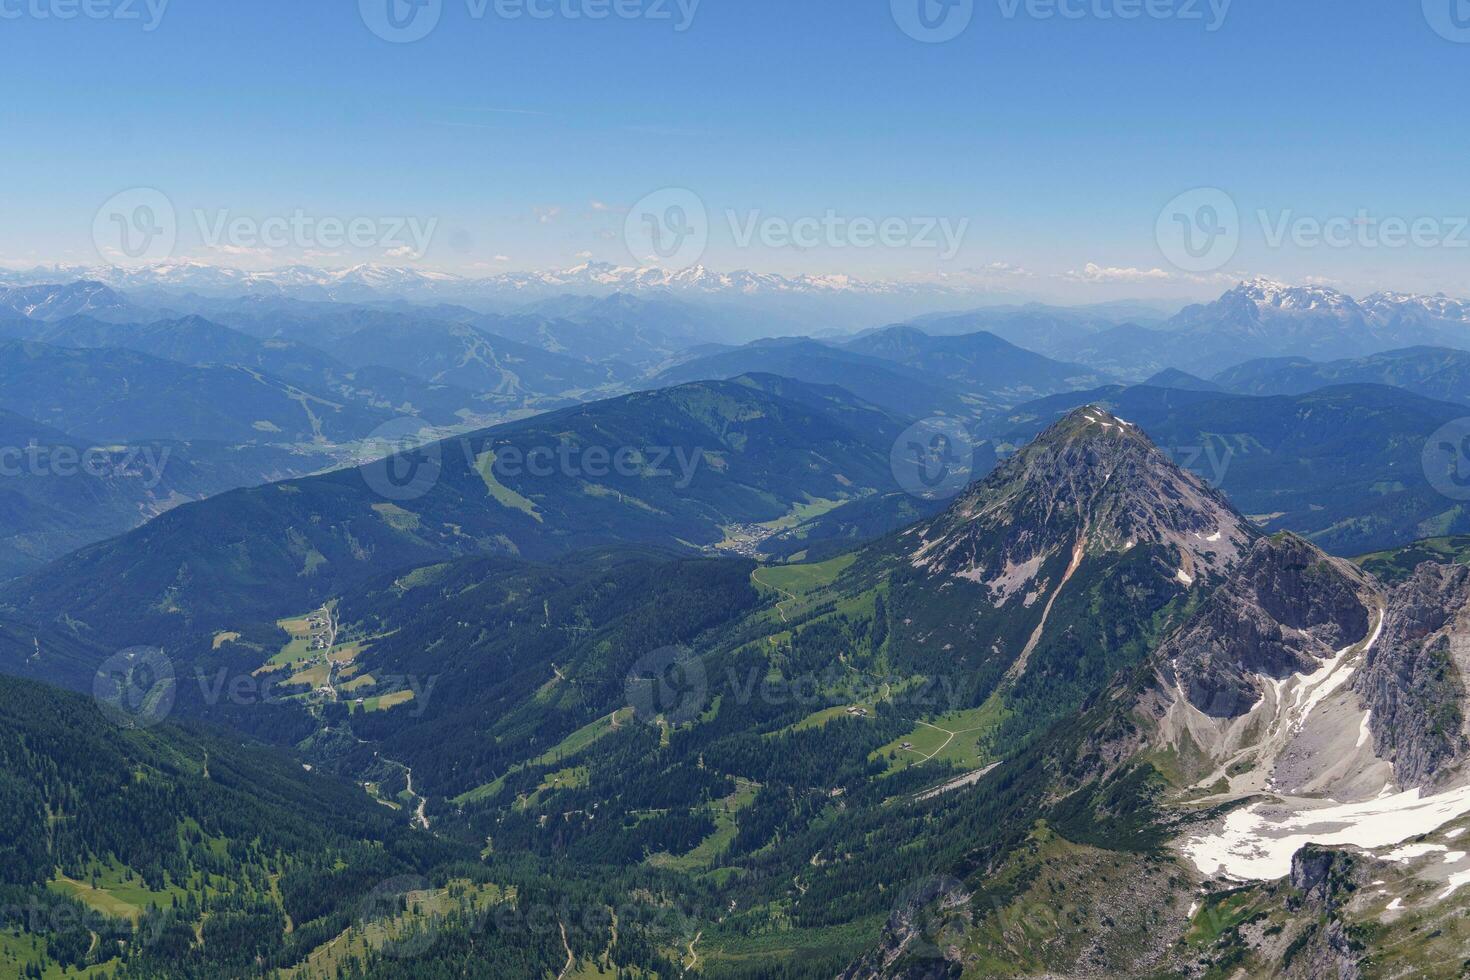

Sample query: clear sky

[2,0,1469,300]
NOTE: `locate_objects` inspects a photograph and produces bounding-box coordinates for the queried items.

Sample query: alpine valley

[4,271,1470,979]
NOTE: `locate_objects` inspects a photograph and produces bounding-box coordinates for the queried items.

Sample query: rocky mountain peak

[907,406,1254,604]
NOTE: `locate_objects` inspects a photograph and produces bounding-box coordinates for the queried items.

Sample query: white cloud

[964,261,1034,279]
[209,244,275,258]
[1061,262,1174,284]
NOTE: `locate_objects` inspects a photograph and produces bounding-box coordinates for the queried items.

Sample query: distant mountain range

[0,261,1018,333]
[842,323,1112,404]
[1,260,985,300]
[650,327,1113,419]
[0,279,136,320]
[1216,345,1470,406]
[0,406,331,579]
[0,340,397,444]
[647,339,982,419]
[1042,279,1470,378]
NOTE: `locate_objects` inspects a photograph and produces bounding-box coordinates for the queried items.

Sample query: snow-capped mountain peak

[1362,290,1470,323]
[1232,277,1358,313]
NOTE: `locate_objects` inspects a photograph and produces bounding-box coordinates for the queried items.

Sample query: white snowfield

[1177,605,1470,887]
[1182,784,1470,881]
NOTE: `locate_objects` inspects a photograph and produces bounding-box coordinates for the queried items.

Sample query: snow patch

[1438,868,1470,900]
[1384,842,1449,862]
[1181,783,1470,881]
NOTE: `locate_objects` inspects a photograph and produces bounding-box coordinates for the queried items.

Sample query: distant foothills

[2,270,1470,580]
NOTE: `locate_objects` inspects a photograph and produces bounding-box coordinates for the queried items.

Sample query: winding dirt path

[752,569,799,623]
[556,920,575,980]
[684,930,703,972]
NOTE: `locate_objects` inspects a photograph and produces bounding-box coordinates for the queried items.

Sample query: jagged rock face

[1159,535,1372,718]
[837,877,968,980]
[1290,845,1364,914]
[1354,562,1470,789]
[1284,847,1367,980]
[907,407,1253,605]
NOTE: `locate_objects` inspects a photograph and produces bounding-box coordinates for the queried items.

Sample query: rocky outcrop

[1289,845,1364,914]
[837,876,968,980]
[1160,534,1372,718]
[1283,847,1367,980]
[1354,562,1470,789]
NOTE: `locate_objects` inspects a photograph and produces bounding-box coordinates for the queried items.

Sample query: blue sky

[2,0,1469,300]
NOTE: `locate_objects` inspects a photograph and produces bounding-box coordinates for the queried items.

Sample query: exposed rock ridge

[1283,846,1367,980]
[1354,561,1470,789]
[1158,533,1374,718]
